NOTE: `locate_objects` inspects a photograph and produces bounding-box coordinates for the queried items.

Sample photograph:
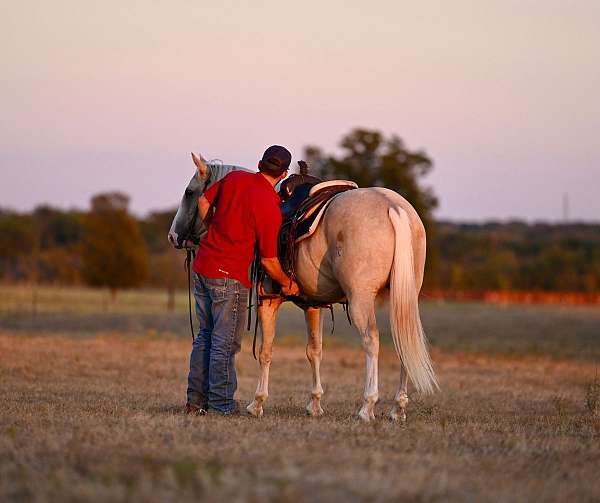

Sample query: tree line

[0,196,181,295]
[1,128,598,295]
[432,220,600,293]
[2,203,598,294]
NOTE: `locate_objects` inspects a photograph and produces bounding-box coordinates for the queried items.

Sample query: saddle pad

[294,196,338,244]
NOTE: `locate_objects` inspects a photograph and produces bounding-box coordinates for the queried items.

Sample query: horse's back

[295,187,425,301]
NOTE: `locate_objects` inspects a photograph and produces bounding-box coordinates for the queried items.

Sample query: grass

[2,284,600,361]
[1,285,600,501]
[420,300,600,361]
[0,284,191,315]
[1,335,599,502]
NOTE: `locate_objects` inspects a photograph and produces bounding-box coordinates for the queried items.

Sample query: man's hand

[261,257,300,296]
[281,280,300,297]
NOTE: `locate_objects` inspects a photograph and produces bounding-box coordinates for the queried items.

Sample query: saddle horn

[298,160,309,175]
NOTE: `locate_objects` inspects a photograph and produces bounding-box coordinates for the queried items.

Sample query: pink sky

[1,1,599,220]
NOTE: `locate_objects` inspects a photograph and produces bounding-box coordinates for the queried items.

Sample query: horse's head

[168,153,251,248]
[168,152,212,249]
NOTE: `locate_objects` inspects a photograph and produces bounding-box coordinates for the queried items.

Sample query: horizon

[3,196,599,226]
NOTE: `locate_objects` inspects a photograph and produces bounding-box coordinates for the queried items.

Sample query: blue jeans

[187,273,249,414]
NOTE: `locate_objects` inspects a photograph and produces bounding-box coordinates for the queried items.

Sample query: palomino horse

[169,153,438,422]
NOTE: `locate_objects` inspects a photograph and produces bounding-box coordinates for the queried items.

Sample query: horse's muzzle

[167,232,183,249]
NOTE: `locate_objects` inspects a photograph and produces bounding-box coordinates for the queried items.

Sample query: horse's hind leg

[390,364,408,422]
[246,298,282,418]
[304,307,324,416]
[349,296,379,422]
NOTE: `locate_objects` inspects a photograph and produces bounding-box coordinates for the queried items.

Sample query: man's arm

[254,195,300,297]
[197,179,223,229]
[261,257,299,296]
[198,195,212,227]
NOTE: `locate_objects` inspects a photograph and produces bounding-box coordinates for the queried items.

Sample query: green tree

[305,129,437,226]
[139,209,177,254]
[33,205,84,249]
[0,211,37,280]
[304,128,438,283]
[81,192,149,298]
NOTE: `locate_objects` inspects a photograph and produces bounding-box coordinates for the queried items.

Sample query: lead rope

[342,301,351,326]
[252,303,260,360]
[181,194,201,343]
[247,248,260,331]
[252,268,263,360]
[248,247,262,360]
[184,248,196,341]
[329,305,335,334]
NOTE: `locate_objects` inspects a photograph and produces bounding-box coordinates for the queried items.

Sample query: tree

[139,209,177,254]
[139,209,182,310]
[33,205,84,250]
[81,192,149,299]
[305,129,437,226]
[304,128,439,282]
[0,211,37,281]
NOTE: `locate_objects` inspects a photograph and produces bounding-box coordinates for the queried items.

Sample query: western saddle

[257,161,358,298]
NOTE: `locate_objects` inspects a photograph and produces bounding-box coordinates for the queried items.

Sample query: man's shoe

[185,403,207,416]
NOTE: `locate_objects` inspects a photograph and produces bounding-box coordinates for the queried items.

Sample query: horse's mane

[206,161,253,187]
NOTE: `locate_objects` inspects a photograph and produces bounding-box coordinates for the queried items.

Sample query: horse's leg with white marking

[390,363,409,422]
[304,307,324,416]
[246,298,282,417]
[349,297,379,422]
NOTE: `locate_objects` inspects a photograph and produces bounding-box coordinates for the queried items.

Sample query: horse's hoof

[389,409,407,423]
[358,408,375,423]
[306,401,324,417]
[246,401,263,418]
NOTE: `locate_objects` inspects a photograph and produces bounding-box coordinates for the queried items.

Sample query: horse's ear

[191,152,208,178]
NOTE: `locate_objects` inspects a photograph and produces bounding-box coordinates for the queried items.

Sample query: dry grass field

[1,286,600,502]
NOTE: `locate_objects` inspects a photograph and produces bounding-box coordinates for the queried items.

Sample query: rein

[184,247,196,341]
[249,249,261,359]
[182,202,200,342]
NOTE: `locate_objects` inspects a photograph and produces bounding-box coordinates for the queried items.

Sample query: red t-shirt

[192,171,281,288]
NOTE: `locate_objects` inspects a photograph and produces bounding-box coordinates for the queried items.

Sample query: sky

[1,0,599,221]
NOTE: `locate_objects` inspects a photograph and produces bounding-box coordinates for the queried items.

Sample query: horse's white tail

[388,207,438,394]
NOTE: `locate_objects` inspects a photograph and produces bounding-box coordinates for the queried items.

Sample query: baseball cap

[258,145,292,176]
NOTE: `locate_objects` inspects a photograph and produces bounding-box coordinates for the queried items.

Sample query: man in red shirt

[186,145,299,415]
